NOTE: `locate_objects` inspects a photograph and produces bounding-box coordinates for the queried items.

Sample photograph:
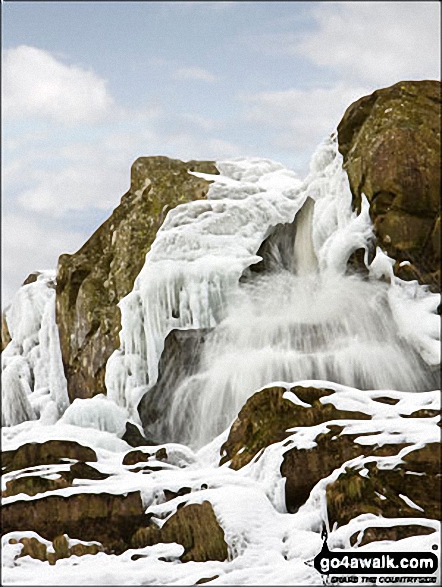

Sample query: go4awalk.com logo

[307,527,439,584]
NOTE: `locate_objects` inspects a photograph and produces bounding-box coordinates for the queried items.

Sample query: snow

[58,395,129,438]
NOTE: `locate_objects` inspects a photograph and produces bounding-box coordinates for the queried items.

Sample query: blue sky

[2,1,440,305]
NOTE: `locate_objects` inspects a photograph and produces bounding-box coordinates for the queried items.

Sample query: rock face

[2,437,227,563]
[138,328,211,442]
[337,80,441,290]
[55,157,218,403]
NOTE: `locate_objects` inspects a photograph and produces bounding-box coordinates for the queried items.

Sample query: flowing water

[148,196,438,448]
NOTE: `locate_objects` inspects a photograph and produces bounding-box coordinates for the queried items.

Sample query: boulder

[220,385,369,470]
[130,501,228,563]
[337,80,441,290]
[1,440,97,474]
[55,157,218,402]
[9,534,103,565]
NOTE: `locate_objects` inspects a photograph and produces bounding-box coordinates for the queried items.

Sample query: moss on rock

[337,80,441,290]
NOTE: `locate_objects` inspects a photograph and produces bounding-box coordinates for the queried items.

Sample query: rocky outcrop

[1,440,97,474]
[56,157,218,403]
[2,491,148,554]
[337,80,441,290]
[8,535,103,565]
[220,385,369,470]
[130,501,228,563]
[220,384,440,544]
[327,443,440,545]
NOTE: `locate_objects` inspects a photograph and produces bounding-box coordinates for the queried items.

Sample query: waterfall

[105,136,440,448]
[150,203,438,448]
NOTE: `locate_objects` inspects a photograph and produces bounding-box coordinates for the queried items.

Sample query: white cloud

[2,45,114,125]
[279,2,440,86]
[241,83,370,152]
[173,66,219,82]
[2,213,86,307]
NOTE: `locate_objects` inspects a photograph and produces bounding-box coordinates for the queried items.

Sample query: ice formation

[1,272,69,427]
[105,136,440,447]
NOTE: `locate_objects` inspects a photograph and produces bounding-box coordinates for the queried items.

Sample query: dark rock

[337,80,441,291]
[155,448,168,461]
[138,328,211,442]
[163,487,192,502]
[55,157,218,402]
[1,440,97,474]
[349,525,435,547]
[122,449,152,466]
[195,576,220,585]
[122,422,152,447]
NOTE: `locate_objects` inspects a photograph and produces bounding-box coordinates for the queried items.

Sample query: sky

[2,1,440,306]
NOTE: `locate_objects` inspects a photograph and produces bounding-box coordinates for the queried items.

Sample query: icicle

[1,272,69,426]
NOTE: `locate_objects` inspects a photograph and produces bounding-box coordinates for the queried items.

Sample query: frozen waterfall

[106,136,440,448]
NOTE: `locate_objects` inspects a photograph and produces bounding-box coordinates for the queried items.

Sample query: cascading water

[151,199,438,448]
[105,136,440,449]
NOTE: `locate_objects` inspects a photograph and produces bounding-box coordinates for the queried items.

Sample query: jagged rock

[328,443,440,546]
[220,385,369,470]
[130,501,228,563]
[9,534,103,565]
[55,158,218,402]
[281,427,412,513]
[337,80,441,290]
[122,422,152,447]
[2,491,148,554]
[1,440,97,474]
